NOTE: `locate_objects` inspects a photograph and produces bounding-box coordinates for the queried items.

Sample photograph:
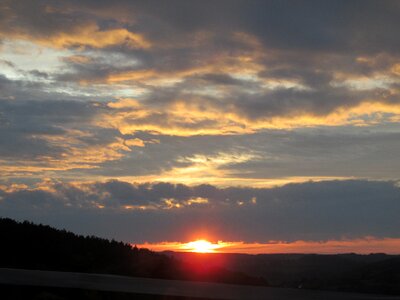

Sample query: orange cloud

[0,23,150,49]
[103,98,400,137]
[0,132,138,178]
[139,237,400,254]
[124,138,145,147]
[0,183,29,193]
[78,45,266,85]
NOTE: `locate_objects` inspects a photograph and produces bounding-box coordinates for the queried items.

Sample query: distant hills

[1,218,399,297]
[0,218,265,285]
[165,250,400,295]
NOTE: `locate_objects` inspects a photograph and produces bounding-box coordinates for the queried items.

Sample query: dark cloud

[227,87,365,119]
[189,73,245,86]
[62,0,400,54]
[74,124,400,182]
[1,0,400,248]
[0,74,100,103]
[1,180,399,242]
[28,70,49,79]
[0,99,97,159]
[0,99,156,180]
[201,126,400,181]
[3,0,400,126]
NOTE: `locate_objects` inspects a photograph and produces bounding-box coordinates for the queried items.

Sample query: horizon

[138,239,400,255]
[1,0,400,255]
[3,217,400,255]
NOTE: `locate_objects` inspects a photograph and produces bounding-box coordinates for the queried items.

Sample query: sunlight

[181,240,221,253]
[138,238,400,255]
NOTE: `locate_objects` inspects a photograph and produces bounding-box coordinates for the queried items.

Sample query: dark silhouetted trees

[0,218,266,286]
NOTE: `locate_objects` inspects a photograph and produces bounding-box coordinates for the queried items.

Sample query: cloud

[140,238,400,254]
[3,1,400,136]
[1,0,400,249]
[1,94,400,185]
[0,99,150,177]
[3,23,150,50]
[53,0,398,54]
[103,95,400,136]
[1,179,399,243]
[0,1,150,49]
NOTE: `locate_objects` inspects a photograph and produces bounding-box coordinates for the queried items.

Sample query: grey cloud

[55,51,139,83]
[1,0,400,246]
[77,124,400,181]
[208,126,400,180]
[1,180,399,242]
[2,93,397,182]
[164,0,400,54]
[0,75,97,102]
[66,0,400,54]
[0,99,152,179]
[1,0,94,40]
[0,99,97,159]
[4,1,399,125]
[191,73,247,86]
[6,0,400,73]
[0,59,15,68]
[227,87,364,119]
[28,70,49,79]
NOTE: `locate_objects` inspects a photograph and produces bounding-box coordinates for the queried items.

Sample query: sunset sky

[1,0,400,254]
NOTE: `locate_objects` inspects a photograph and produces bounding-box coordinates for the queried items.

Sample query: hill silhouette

[1,218,399,298]
[166,251,400,295]
[0,218,265,286]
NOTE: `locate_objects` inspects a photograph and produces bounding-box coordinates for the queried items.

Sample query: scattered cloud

[1,0,400,249]
[1,180,399,243]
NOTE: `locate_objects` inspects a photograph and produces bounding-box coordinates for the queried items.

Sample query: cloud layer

[1,180,399,243]
[2,0,400,134]
[1,1,400,248]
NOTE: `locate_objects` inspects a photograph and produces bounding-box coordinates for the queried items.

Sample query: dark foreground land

[166,251,400,295]
[2,268,400,300]
[0,218,264,286]
[0,218,399,299]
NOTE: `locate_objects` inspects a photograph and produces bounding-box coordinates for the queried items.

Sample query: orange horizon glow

[180,240,222,253]
[137,237,400,255]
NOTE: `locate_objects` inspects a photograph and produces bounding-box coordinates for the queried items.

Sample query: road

[0,268,399,300]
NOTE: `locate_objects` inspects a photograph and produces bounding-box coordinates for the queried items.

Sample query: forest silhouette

[1,218,399,299]
[0,218,265,285]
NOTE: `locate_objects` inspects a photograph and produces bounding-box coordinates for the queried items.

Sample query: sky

[0,0,400,254]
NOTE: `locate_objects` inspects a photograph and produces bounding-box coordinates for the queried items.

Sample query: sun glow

[181,240,221,253]
[138,238,400,255]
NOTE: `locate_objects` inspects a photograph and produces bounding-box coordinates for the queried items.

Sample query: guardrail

[1,268,399,300]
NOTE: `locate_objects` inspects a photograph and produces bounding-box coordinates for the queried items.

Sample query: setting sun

[181,240,221,253]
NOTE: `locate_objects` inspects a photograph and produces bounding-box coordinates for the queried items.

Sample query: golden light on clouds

[136,152,259,186]
[103,97,400,138]
[0,134,140,177]
[1,0,400,258]
[139,237,400,255]
[1,23,151,50]
[81,47,266,86]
